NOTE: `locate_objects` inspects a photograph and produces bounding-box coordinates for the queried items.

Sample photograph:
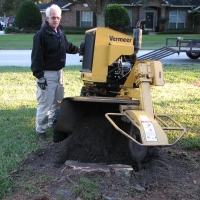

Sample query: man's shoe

[37,132,46,141]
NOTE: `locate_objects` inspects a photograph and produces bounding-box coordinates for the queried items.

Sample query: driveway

[0,50,199,67]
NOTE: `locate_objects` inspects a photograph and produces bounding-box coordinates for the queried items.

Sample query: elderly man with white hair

[31,4,80,141]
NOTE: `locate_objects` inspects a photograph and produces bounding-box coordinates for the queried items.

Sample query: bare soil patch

[193,81,200,87]
[4,116,200,200]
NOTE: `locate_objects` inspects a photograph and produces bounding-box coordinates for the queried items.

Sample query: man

[31,4,80,141]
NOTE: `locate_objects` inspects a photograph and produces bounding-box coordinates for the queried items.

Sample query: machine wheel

[80,86,86,96]
[186,52,200,59]
[128,124,148,161]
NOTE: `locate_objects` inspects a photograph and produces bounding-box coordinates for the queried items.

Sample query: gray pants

[36,69,64,133]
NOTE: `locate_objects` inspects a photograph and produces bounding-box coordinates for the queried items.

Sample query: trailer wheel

[128,125,148,161]
[186,52,200,59]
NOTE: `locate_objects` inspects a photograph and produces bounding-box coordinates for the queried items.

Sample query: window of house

[169,10,186,28]
[81,11,93,27]
[127,10,132,27]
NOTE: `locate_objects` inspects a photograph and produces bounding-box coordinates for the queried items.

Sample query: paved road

[0,50,199,67]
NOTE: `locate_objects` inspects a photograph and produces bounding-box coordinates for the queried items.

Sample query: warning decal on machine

[140,115,158,142]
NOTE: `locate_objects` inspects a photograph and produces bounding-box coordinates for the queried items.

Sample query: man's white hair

[46,4,62,17]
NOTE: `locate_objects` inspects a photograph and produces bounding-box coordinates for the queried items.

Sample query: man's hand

[79,42,85,56]
[37,78,47,90]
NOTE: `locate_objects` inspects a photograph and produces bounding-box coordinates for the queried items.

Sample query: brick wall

[41,3,91,27]
[40,2,200,32]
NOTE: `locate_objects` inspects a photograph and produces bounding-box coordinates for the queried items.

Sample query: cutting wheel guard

[105,112,187,147]
[54,96,139,134]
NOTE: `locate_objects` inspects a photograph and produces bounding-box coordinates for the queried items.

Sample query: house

[37,0,96,27]
[37,0,200,32]
[121,0,200,32]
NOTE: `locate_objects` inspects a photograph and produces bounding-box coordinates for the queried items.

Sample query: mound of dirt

[53,115,134,167]
[4,115,200,200]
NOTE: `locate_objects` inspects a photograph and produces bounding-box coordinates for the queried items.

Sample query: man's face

[47,8,61,30]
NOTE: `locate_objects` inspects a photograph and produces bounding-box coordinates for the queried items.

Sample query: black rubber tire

[80,86,86,96]
[128,124,148,162]
[186,52,200,59]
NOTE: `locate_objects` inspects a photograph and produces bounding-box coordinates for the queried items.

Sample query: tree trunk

[96,12,105,27]
[86,0,108,27]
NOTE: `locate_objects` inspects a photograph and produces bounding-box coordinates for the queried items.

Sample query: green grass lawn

[0,32,200,199]
[0,65,200,199]
[0,33,199,50]
[0,34,85,50]
[141,34,200,50]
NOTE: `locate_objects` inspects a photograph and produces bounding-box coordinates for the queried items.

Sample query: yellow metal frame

[80,27,187,147]
[105,111,186,146]
[81,27,134,83]
[111,60,186,146]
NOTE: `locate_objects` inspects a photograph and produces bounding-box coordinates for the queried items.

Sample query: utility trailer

[138,37,200,60]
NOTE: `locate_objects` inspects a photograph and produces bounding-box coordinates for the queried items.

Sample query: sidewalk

[0,50,153,67]
[0,49,198,67]
[0,50,83,67]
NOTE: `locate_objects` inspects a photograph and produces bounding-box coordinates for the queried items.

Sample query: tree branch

[85,0,97,13]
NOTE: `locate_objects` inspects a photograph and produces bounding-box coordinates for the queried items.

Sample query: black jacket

[31,21,79,78]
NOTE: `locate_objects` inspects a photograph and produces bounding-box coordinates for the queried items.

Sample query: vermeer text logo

[109,36,132,42]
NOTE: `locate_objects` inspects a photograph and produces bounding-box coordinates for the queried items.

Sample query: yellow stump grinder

[53,21,187,162]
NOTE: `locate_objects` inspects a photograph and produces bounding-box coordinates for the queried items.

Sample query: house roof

[194,6,200,10]
[108,0,200,7]
[37,0,71,10]
[139,0,199,6]
[38,0,200,11]
[167,0,199,6]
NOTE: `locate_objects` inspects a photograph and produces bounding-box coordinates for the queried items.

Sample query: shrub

[63,26,95,34]
[15,0,42,30]
[187,10,200,30]
[105,4,130,31]
[159,28,197,34]
[158,16,169,31]
[4,26,15,33]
